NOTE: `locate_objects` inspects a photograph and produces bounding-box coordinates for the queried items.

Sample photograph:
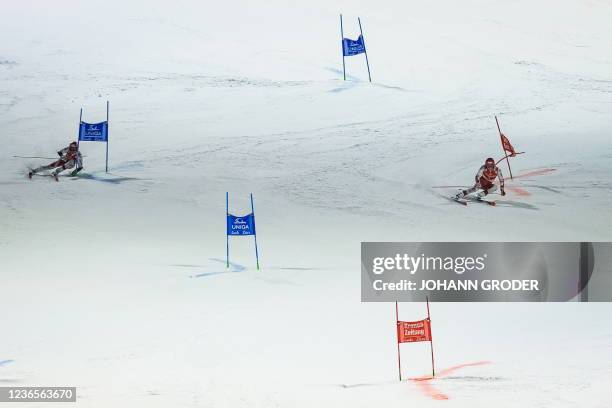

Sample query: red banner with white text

[397,318,432,343]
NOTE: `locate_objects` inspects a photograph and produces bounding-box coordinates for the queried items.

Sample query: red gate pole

[395,301,402,381]
[495,115,513,179]
[426,296,436,378]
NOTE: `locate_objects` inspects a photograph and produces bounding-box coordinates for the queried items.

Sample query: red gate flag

[500,133,516,157]
[397,318,432,343]
[395,300,436,380]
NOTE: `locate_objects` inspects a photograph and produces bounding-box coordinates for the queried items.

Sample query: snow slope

[1,0,612,406]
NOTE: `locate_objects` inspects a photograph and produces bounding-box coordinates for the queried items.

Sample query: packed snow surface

[1,0,611,406]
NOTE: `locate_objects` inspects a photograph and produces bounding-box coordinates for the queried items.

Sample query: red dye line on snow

[512,168,556,179]
[506,186,531,196]
[409,361,491,401]
[433,168,556,189]
[436,361,491,377]
[411,379,449,400]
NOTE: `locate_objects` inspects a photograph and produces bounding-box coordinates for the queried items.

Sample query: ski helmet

[485,157,495,167]
[69,141,78,150]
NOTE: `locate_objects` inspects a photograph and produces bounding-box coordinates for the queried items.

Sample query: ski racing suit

[32,146,83,176]
[459,164,505,198]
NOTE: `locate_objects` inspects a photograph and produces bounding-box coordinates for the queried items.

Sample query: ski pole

[495,152,525,165]
[13,155,86,159]
[12,156,57,160]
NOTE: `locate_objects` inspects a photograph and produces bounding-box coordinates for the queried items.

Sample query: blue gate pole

[226,192,230,268]
[358,17,372,82]
[250,193,260,270]
[77,108,83,151]
[105,101,109,173]
[340,14,346,81]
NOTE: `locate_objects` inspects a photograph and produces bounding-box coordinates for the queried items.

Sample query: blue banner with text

[227,213,256,236]
[79,121,108,142]
[342,35,365,56]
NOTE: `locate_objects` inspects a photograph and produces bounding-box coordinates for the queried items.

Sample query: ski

[27,171,61,181]
[469,197,496,206]
[443,194,495,207]
[448,196,468,206]
[70,167,83,177]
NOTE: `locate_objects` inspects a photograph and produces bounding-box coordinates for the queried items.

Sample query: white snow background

[1,0,611,406]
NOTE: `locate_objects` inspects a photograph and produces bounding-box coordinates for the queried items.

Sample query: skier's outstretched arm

[498,168,506,195]
[475,166,485,185]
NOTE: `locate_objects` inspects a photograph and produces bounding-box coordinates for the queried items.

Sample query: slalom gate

[78,101,110,172]
[226,192,260,270]
[340,14,372,82]
[395,298,435,380]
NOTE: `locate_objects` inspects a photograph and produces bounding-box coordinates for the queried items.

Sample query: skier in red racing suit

[29,141,83,181]
[455,157,505,200]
